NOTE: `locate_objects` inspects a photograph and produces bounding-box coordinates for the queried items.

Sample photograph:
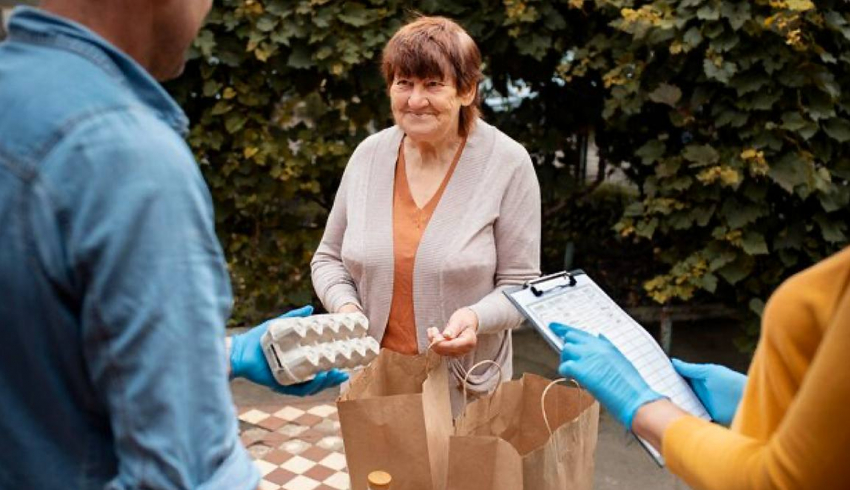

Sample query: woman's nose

[407,85,430,109]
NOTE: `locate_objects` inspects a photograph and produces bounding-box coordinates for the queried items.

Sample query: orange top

[381,139,464,354]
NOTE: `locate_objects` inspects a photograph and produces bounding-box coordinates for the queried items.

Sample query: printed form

[506,272,711,465]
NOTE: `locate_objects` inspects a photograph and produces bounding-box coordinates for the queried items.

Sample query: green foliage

[559,0,850,315]
[167,0,593,326]
[168,0,849,336]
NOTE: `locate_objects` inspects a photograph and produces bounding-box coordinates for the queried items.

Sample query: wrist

[228,334,243,379]
[631,398,688,453]
[464,307,480,333]
[622,388,665,431]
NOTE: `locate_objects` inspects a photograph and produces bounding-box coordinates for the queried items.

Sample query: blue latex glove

[672,358,746,426]
[551,323,664,430]
[229,305,349,396]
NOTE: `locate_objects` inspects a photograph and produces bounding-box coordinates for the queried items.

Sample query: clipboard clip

[526,271,577,297]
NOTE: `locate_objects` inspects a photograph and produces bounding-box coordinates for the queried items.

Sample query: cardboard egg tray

[261,312,380,385]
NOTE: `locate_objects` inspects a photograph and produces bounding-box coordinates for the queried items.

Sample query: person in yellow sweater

[551,246,850,489]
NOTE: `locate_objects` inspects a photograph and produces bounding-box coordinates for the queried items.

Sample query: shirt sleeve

[63,115,258,490]
[310,146,363,313]
[468,151,542,335]
[661,283,850,489]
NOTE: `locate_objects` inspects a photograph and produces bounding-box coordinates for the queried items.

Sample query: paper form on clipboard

[504,270,711,466]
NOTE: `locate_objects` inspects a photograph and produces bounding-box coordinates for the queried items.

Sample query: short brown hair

[381,16,483,137]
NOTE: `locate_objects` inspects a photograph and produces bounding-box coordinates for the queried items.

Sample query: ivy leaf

[224,113,248,134]
[194,30,217,58]
[717,254,754,284]
[648,83,682,107]
[636,140,667,164]
[721,2,751,31]
[819,185,850,212]
[781,112,807,131]
[741,230,768,255]
[703,59,737,83]
[256,15,278,33]
[823,118,850,143]
[287,44,312,69]
[683,144,720,166]
[697,6,720,21]
[683,27,703,48]
[338,3,373,27]
[814,214,847,242]
[769,152,809,193]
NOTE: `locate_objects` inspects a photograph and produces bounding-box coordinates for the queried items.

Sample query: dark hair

[381,16,483,137]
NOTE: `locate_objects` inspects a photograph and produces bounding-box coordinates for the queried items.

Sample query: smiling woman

[311,16,542,416]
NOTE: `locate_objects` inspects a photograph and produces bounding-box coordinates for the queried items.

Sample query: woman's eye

[396,80,410,86]
[427,81,444,88]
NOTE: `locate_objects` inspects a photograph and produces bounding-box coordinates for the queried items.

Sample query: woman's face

[389,74,473,143]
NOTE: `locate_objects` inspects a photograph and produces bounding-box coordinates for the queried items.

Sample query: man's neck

[39,0,154,74]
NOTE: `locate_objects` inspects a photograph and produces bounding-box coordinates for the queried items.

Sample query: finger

[557,359,577,379]
[325,369,349,386]
[549,323,590,342]
[427,327,444,342]
[278,305,314,319]
[431,335,475,357]
[560,343,581,363]
[671,358,705,379]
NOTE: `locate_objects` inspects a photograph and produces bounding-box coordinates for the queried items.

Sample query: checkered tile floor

[238,403,349,490]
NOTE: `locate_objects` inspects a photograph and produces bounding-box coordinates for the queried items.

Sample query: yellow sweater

[662,246,850,489]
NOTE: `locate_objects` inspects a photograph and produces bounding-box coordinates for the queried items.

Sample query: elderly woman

[310,16,540,415]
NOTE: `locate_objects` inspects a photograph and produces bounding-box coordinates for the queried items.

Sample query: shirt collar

[7,6,190,136]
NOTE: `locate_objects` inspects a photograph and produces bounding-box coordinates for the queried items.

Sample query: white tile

[254,459,279,476]
[259,480,281,490]
[281,455,315,474]
[239,409,270,425]
[323,472,350,490]
[274,406,306,421]
[307,404,337,417]
[318,452,347,471]
[282,475,320,490]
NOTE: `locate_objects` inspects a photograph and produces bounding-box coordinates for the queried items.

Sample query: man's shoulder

[0,44,159,169]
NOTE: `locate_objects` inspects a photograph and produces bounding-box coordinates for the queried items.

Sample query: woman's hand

[427,307,479,357]
[337,303,362,314]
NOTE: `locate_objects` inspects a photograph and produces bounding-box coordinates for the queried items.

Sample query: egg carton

[261,312,380,385]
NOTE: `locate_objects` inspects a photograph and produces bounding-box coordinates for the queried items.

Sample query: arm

[70,125,257,489]
[429,153,541,355]
[310,153,362,313]
[468,153,541,335]
[655,286,850,490]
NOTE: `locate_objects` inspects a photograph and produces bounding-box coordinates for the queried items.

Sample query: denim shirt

[0,8,258,489]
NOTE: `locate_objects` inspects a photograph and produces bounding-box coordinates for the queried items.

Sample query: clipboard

[505,270,711,466]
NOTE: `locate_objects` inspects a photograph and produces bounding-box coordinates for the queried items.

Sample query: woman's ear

[459,87,476,107]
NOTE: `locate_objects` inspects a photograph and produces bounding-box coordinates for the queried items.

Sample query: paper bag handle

[541,378,585,436]
[460,359,504,416]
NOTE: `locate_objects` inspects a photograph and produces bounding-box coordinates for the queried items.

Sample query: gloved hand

[229,305,349,396]
[551,323,664,430]
[672,359,746,426]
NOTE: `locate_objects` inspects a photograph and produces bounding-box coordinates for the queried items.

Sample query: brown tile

[298,429,324,444]
[264,449,294,465]
[303,464,336,482]
[265,468,297,485]
[294,413,323,427]
[314,485,337,490]
[299,446,330,462]
[261,431,287,445]
[257,416,287,431]
[328,411,339,421]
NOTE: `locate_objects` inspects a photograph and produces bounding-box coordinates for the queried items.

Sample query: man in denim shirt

[0,2,346,488]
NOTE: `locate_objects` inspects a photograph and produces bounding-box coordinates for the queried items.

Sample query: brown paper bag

[446,373,599,490]
[337,349,453,490]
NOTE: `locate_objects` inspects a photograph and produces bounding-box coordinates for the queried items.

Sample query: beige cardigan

[311,120,541,414]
